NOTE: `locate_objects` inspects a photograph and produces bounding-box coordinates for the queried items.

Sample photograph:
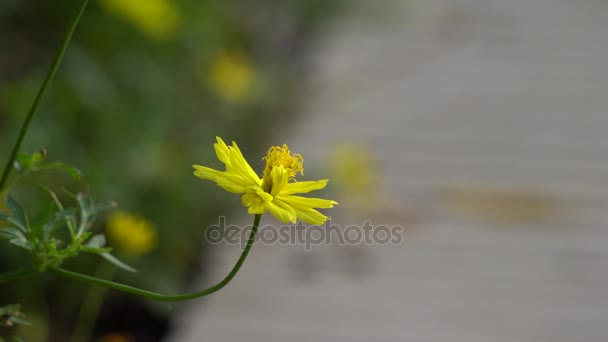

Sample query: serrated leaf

[8,316,30,327]
[0,304,29,329]
[5,218,27,233]
[0,228,26,241]
[42,209,77,241]
[44,187,79,238]
[0,305,21,316]
[5,197,28,232]
[100,253,137,273]
[9,239,32,250]
[86,234,106,248]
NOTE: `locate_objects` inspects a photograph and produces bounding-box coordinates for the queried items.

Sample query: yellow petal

[254,186,273,202]
[277,194,338,210]
[227,141,262,186]
[242,187,272,214]
[292,207,330,225]
[213,136,231,166]
[269,166,289,196]
[247,202,266,215]
[281,179,329,195]
[193,165,246,193]
[266,199,297,223]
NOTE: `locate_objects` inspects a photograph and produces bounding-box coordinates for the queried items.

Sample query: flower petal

[292,207,330,225]
[269,166,289,196]
[214,136,231,166]
[193,165,246,193]
[281,179,329,195]
[226,141,262,186]
[241,191,266,214]
[276,194,338,210]
[266,199,297,223]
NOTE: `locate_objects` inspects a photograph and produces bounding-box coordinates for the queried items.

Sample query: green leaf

[5,197,28,232]
[14,150,46,174]
[34,162,82,182]
[8,316,31,326]
[13,150,80,184]
[80,231,92,241]
[14,153,32,171]
[8,239,31,250]
[5,218,27,234]
[90,201,117,215]
[0,304,30,328]
[43,187,77,237]
[42,187,64,210]
[0,228,26,241]
[42,209,77,241]
[100,253,137,273]
[82,246,112,254]
[86,234,106,248]
[30,149,46,164]
[72,192,93,236]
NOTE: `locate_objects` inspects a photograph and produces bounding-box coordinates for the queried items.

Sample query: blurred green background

[0,0,345,340]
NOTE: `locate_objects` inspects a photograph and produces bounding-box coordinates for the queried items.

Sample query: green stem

[0,0,89,193]
[0,266,37,284]
[50,214,261,302]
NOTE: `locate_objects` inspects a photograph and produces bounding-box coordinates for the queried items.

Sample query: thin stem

[0,266,37,284]
[51,214,262,302]
[0,0,89,192]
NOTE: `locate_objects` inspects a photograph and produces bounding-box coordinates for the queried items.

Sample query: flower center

[261,144,303,192]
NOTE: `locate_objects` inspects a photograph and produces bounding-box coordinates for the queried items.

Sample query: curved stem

[50,214,262,302]
[0,0,89,192]
[0,266,37,284]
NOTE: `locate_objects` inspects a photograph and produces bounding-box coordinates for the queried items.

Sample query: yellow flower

[203,51,255,104]
[332,145,374,195]
[330,144,376,207]
[98,0,180,41]
[106,210,157,256]
[193,137,337,225]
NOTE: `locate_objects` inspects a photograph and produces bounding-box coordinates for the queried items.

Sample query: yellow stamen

[261,144,303,193]
[262,144,303,180]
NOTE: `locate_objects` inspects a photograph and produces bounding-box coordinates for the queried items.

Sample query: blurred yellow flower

[202,51,256,104]
[332,145,373,193]
[331,144,376,207]
[98,0,180,41]
[193,137,337,225]
[106,210,157,256]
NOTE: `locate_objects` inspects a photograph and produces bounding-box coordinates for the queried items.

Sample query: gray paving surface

[170,0,608,340]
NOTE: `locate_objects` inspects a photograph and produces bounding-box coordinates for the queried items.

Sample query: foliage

[0,0,345,340]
